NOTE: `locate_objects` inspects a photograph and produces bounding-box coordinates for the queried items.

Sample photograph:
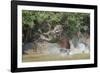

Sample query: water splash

[23,39,90,56]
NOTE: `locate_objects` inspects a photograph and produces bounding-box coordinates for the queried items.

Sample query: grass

[22,53,90,62]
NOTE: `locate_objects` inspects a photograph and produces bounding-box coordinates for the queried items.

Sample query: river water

[23,39,90,56]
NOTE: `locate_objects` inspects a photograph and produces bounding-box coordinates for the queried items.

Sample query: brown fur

[58,36,70,49]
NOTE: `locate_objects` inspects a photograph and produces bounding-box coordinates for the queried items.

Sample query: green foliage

[22,10,90,42]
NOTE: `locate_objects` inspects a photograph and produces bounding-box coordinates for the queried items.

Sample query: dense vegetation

[22,10,90,43]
